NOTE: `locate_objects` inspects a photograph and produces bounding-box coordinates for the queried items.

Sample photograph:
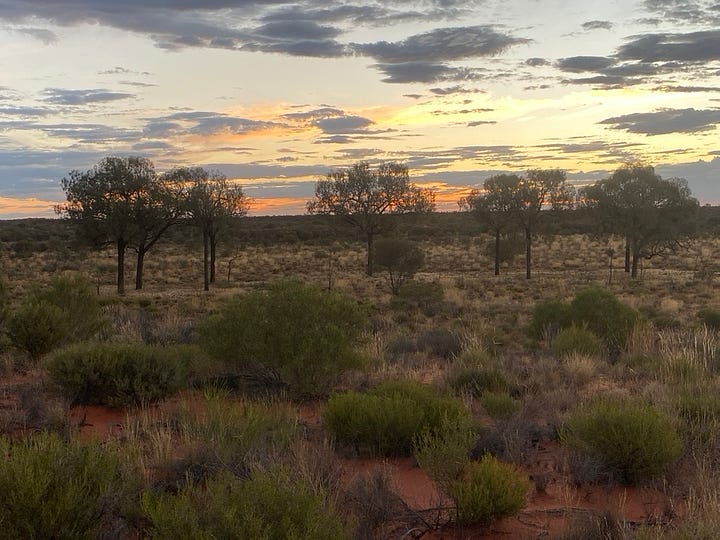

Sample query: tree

[516,169,572,279]
[57,156,178,294]
[307,161,435,276]
[582,164,699,278]
[460,174,522,276]
[373,237,425,295]
[165,167,249,291]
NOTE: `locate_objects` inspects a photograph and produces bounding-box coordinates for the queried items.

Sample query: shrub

[479,391,520,419]
[7,300,66,362]
[142,469,349,540]
[413,414,477,487]
[0,432,139,539]
[324,380,470,456]
[47,342,190,407]
[390,280,444,317]
[416,329,463,359]
[449,455,529,525]
[445,363,511,397]
[373,237,424,295]
[570,288,638,353]
[560,398,682,484]
[528,300,573,341]
[698,308,720,331]
[199,280,366,399]
[31,273,108,343]
[554,325,602,358]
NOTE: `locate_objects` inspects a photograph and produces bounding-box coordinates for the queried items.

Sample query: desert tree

[516,169,572,279]
[307,161,435,276]
[57,156,179,294]
[582,164,699,278]
[373,237,425,295]
[165,167,249,291]
[460,174,522,276]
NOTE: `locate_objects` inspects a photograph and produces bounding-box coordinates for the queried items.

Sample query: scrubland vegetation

[0,205,719,538]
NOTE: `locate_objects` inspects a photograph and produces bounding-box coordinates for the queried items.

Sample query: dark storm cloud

[42,88,135,105]
[354,26,530,63]
[599,108,720,135]
[582,20,613,30]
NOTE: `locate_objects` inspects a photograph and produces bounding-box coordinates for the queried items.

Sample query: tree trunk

[525,228,532,280]
[494,229,501,276]
[203,230,210,292]
[366,232,374,276]
[135,246,145,290]
[209,231,217,284]
[631,249,640,278]
[624,238,631,273]
[117,238,127,295]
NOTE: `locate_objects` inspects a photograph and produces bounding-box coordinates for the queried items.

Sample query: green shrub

[449,455,529,525]
[0,432,139,540]
[570,288,638,353]
[199,280,366,399]
[373,237,424,295]
[31,273,108,342]
[479,391,520,419]
[529,300,573,341]
[324,380,470,456]
[698,308,720,331]
[445,364,511,397]
[7,300,66,362]
[390,280,444,317]
[413,414,477,487]
[560,398,682,484]
[47,342,190,407]
[142,469,349,540]
[554,325,602,358]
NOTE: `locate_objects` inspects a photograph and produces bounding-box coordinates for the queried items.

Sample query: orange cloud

[0,196,59,219]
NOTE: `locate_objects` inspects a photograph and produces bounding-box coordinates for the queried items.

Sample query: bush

[445,364,511,397]
[479,391,520,419]
[698,308,720,331]
[413,414,477,487]
[142,469,349,540]
[529,300,574,341]
[199,280,366,399]
[390,280,444,317]
[554,325,602,358]
[449,455,529,525]
[0,432,139,539]
[7,300,66,362]
[373,237,424,295]
[570,288,638,353]
[560,398,681,484]
[416,329,463,359]
[324,380,471,456]
[47,342,190,407]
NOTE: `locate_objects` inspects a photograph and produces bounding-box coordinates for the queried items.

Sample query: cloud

[17,27,58,43]
[643,0,720,25]
[144,111,280,137]
[355,26,529,63]
[0,106,53,117]
[371,62,481,84]
[42,88,135,105]
[582,20,613,31]
[617,30,720,63]
[429,85,484,95]
[466,120,496,126]
[312,115,374,134]
[599,108,720,135]
[525,57,550,67]
[556,56,616,73]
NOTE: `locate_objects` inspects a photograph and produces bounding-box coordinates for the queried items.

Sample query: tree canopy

[307,161,435,275]
[582,164,699,278]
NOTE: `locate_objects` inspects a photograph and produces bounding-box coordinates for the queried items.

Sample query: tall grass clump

[199,280,366,399]
[554,325,602,358]
[324,380,471,456]
[0,432,139,539]
[47,342,191,407]
[142,469,350,539]
[560,398,681,484]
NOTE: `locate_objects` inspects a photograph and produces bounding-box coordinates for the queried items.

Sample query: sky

[1,0,719,218]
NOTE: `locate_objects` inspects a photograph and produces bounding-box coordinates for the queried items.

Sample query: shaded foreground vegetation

[0,211,719,538]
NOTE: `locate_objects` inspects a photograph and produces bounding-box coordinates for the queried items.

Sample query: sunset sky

[1,0,719,218]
